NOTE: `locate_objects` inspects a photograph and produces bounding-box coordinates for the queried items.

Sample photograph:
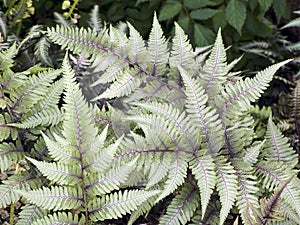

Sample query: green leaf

[159,2,182,21]
[190,8,218,20]
[225,0,246,35]
[273,0,290,22]
[258,0,273,13]
[183,0,215,9]
[193,24,214,46]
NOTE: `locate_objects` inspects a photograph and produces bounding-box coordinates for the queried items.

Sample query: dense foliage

[0,1,299,225]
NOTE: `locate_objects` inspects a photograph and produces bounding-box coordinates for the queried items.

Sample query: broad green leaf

[194,24,215,46]
[258,0,273,13]
[159,2,182,21]
[273,0,290,22]
[225,0,246,35]
[183,0,215,9]
[190,8,218,20]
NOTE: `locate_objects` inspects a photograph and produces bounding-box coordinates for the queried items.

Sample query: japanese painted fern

[0,13,299,225]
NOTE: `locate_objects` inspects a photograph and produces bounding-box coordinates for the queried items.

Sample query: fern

[0,9,298,225]
[14,57,157,224]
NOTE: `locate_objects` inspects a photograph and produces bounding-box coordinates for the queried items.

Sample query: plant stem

[66,0,79,19]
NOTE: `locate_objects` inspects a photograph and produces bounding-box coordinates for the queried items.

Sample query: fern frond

[264,116,297,167]
[215,157,238,225]
[180,67,224,154]
[10,68,62,113]
[234,161,260,223]
[34,36,53,67]
[159,182,199,225]
[243,141,265,165]
[12,107,63,128]
[95,68,143,100]
[201,29,227,97]
[169,23,194,71]
[219,60,292,118]
[155,153,188,203]
[128,194,158,225]
[0,142,23,172]
[126,22,147,65]
[16,204,47,225]
[255,161,300,217]
[16,186,82,211]
[85,162,134,196]
[0,174,39,208]
[89,189,160,221]
[0,42,17,70]
[31,212,85,225]
[290,79,300,121]
[88,5,102,32]
[260,176,294,224]
[132,101,196,152]
[189,155,216,218]
[62,56,98,150]
[0,14,7,41]
[42,133,77,163]
[26,157,81,186]
[146,154,171,189]
[147,13,168,75]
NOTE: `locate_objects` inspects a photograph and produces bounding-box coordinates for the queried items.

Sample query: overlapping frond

[201,29,227,98]
[169,23,194,71]
[26,157,81,185]
[147,13,168,75]
[10,68,62,114]
[31,212,85,225]
[0,142,23,172]
[263,116,297,167]
[16,186,82,211]
[159,182,199,225]
[0,174,40,208]
[189,155,216,218]
[218,60,292,118]
[156,153,188,203]
[89,189,160,221]
[16,204,47,225]
[180,67,223,154]
[215,157,238,225]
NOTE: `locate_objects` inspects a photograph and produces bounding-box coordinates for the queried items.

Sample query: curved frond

[62,57,98,150]
[201,29,227,97]
[147,13,168,75]
[156,153,188,203]
[219,60,292,118]
[16,186,82,211]
[0,174,39,208]
[180,67,224,154]
[10,68,62,113]
[132,101,196,152]
[12,107,63,128]
[159,182,199,225]
[263,116,297,167]
[86,162,134,196]
[169,23,194,71]
[88,5,102,32]
[16,204,48,225]
[26,157,81,186]
[0,142,24,172]
[31,212,85,225]
[215,157,238,225]
[189,155,216,218]
[89,189,160,221]
[126,22,147,65]
[34,36,53,66]
[95,68,143,100]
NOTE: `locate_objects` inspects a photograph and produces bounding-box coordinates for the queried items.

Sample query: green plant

[0,13,299,225]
